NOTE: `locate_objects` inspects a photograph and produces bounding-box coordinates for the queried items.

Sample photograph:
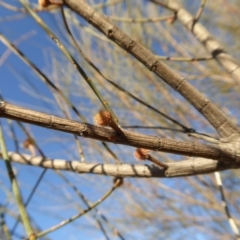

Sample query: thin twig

[194,0,207,23]
[214,172,240,239]
[58,172,125,239]
[0,1,26,12]
[64,9,110,42]
[57,171,111,239]
[188,132,219,144]
[93,0,124,10]
[0,31,36,67]
[149,0,171,9]
[8,120,48,235]
[0,124,36,240]
[33,178,122,239]
[0,211,11,240]
[0,13,25,23]
[157,55,213,62]
[107,15,175,23]
[123,125,186,132]
[0,95,47,236]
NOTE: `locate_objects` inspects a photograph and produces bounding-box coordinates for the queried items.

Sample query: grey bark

[3,152,239,178]
[1,101,240,164]
[151,0,240,83]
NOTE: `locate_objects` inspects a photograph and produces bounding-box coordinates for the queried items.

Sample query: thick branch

[3,152,240,178]
[63,0,239,139]
[0,102,238,163]
[151,0,240,83]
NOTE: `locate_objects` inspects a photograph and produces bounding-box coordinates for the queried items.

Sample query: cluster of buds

[134,148,168,169]
[93,109,122,135]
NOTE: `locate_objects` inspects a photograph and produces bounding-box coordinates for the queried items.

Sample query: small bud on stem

[93,110,123,136]
[134,148,168,169]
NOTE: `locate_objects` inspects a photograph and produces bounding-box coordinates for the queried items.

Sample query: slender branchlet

[166,13,176,24]
[134,148,169,169]
[113,177,124,188]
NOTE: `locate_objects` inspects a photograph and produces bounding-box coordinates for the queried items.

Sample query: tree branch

[0,101,238,163]
[2,152,239,178]
[151,0,240,84]
[63,0,239,139]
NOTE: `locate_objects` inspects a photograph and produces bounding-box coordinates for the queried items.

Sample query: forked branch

[63,0,239,139]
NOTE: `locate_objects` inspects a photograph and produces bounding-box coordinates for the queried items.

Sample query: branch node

[126,39,136,52]
[155,136,163,151]
[149,59,159,71]
[48,115,54,128]
[107,26,116,39]
[79,124,87,137]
